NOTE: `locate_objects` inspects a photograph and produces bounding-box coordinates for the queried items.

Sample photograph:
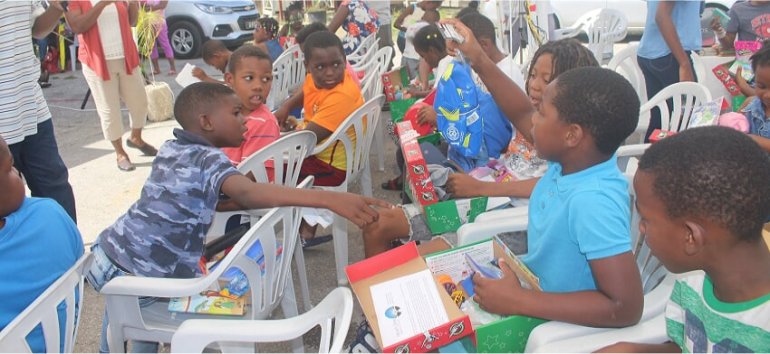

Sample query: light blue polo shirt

[638,0,703,60]
[521,156,631,293]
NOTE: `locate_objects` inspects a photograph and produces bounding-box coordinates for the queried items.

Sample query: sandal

[117,156,135,171]
[380,177,403,191]
[301,235,333,249]
[168,70,177,76]
[126,139,158,156]
[347,319,379,353]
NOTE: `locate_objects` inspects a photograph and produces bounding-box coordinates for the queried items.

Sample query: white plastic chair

[267,48,295,111]
[553,8,628,63]
[690,51,707,84]
[632,82,712,144]
[101,204,306,353]
[287,45,306,94]
[170,287,353,353]
[0,253,93,353]
[607,43,647,104]
[314,95,386,285]
[206,131,317,311]
[359,47,393,172]
[347,33,377,67]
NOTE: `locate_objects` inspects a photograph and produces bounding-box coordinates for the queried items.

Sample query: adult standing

[65,0,157,172]
[327,0,380,56]
[0,0,77,222]
[637,0,701,141]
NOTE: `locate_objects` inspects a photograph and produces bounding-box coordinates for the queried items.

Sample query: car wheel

[169,20,202,59]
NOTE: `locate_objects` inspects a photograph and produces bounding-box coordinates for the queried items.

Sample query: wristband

[716,28,727,39]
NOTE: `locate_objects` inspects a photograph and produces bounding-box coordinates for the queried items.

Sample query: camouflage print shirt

[98,129,239,278]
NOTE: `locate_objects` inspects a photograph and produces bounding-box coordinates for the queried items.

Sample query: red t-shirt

[222,104,280,181]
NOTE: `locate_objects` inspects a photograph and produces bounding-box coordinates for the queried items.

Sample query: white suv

[165,0,259,59]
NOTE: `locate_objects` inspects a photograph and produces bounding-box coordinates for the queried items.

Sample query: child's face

[207,94,248,148]
[225,57,273,113]
[529,81,571,161]
[527,54,553,109]
[0,140,24,218]
[206,52,230,73]
[755,64,770,110]
[288,10,304,31]
[253,23,268,43]
[416,47,442,69]
[633,170,693,273]
[306,46,346,90]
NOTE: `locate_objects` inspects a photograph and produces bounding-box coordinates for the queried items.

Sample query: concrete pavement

[42,58,402,352]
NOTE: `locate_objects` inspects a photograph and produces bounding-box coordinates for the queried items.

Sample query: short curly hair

[525,38,598,97]
[228,44,271,74]
[638,126,770,241]
[551,67,639,155]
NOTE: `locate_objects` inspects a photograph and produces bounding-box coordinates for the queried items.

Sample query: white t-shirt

[403,21,429,60]
[433,54,526,92]
[92,0,124,60]
[0,1,52,144]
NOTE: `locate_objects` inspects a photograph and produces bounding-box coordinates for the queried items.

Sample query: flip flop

[126,139,158,156]
[117,157,135,171]
[380,177,403,191]
[39,82,51,88]
[301,235,333,249]
[168,70,177,76]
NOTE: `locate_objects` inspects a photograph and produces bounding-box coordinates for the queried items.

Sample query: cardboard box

[346,241,474,353]
[712,64,741,96]
[382,67,410,102]
[398,121,440,208]
[649,129,676,143]
[423,237,547,353]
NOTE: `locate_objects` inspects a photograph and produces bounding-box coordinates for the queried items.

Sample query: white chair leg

[375,123,385,171]
[292,237,313,312]
[280,280,304,353]
[361,161,373,198]
[332,214,349,286]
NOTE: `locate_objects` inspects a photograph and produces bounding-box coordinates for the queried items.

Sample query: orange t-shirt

[303,70,364,170]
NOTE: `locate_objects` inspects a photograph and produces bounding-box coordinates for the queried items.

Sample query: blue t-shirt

[745,97,769,138]
[0,197,84,352]
[265,39,284,62]
[638,0,702,60]
[521,156,631,292]
[98,129,239,278]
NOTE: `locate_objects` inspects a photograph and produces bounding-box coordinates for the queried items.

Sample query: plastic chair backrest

[360,48,392,101]
[169,287,353,353]
[347,33,377,66]
[238,130,317,186]
[287,45,305,93]
[690,51,707,84]
[607,43,647,104]
[635,82,712,143]
[267,48,295,111]
[584,8,628,62]
[623,172,666,294]
[312,95,385,184]
[0,253,93,353]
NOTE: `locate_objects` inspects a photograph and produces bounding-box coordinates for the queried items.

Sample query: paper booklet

[168,292,245,316]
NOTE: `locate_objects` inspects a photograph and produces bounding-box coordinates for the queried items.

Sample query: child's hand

[472,258,525,316]
[192,67,208,81]
[417,105,437,127]
[446,173,484,198]
[439,19,484,64]
[326,193,394,228]
[710,16,723,32]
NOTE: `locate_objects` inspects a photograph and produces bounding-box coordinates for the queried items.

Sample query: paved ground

[41,57,402,352]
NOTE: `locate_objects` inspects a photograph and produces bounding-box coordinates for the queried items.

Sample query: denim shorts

[86,243,131,293]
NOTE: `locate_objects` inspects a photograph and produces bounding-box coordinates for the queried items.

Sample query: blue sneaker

[347,319,379,353]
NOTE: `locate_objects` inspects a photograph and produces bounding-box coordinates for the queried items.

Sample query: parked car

[165,0,259,59]
[550,0,738,36]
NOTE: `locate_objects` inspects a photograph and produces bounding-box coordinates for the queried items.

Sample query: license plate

[244,20,256,30]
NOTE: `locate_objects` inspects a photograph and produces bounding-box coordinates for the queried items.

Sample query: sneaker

[347,319,379,353]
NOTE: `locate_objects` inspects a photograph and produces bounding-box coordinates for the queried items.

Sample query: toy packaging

[689,97,728,128]
[731,41,762,82]
[649,129,677,143]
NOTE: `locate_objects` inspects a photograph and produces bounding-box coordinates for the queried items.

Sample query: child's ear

[683,221,707,256]
[199,114,215,132]
[224,72,234,86]
[565,124,584,148]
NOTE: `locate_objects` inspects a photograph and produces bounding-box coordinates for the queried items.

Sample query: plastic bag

[145,81,174,122]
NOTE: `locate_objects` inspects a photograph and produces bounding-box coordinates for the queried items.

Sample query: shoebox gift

[397,121,500,235]
[345,240,474,353]
[649,129,676,143]
[382,67,411,102]
[423,236,547,353]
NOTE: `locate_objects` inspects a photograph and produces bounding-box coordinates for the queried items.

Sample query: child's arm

[446,174,539,199]
[327,4,349,33]
[735,67,755,97]
[474,252,643,327]
[393,4,413,32]
[749,133,770,153]
[220,174,392,228]
[275,90,304,128]
[192,67,225,84]
[595,341,680,353]
[418,58,432,90]
[440,19,535,144]
[655,2,694,82]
